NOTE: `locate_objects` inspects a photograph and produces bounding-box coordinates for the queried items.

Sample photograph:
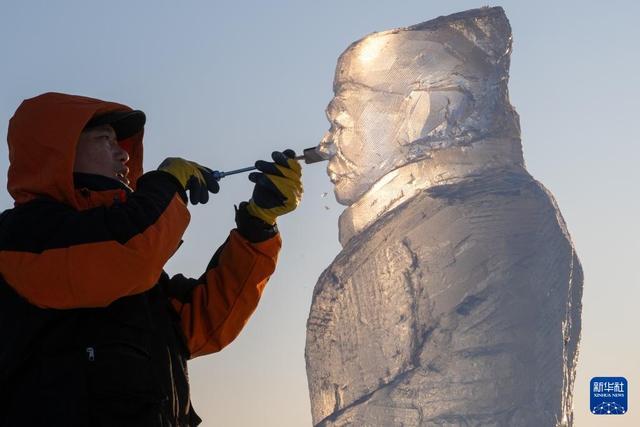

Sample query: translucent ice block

[306,7,582,427]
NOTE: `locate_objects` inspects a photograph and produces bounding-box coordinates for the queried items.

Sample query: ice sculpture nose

[318,131,337,159]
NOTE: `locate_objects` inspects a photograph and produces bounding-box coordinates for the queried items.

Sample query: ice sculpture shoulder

[307,6,583,427]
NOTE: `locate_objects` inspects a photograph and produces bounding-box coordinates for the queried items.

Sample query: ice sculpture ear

[397,89,473,149]
[397,90,430,145]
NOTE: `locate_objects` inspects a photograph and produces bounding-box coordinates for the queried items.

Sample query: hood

[6,92,145,208]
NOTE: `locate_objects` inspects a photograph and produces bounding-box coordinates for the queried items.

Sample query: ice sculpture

[306,7,583,426]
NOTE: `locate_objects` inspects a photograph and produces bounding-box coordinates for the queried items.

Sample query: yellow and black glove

[158,157,220,205]
[246,149,302,225]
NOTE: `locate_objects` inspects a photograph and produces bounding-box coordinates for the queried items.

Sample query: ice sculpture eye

[333,111,353,129]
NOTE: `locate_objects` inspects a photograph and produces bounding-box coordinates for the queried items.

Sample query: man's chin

[114,174,130,186]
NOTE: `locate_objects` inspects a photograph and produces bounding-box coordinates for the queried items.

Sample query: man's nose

[115,144,130,163]
[317,131,337,158]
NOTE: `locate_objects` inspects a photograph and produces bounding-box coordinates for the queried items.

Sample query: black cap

[84,110,146,140]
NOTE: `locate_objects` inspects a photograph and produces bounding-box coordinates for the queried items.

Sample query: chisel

[211,147,326,181]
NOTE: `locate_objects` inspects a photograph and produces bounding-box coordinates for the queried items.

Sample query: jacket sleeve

[166,203,281,358]
[0,171,190,309]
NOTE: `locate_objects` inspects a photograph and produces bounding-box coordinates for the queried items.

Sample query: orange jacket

[0,92,281,357]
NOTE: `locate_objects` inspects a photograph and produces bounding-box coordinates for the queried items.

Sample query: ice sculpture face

[319,13,519,205]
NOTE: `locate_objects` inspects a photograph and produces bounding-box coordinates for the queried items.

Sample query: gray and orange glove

[158,157,220,205]
[246,149,303,225]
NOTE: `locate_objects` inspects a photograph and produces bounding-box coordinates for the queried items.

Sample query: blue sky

[1,1,638,425]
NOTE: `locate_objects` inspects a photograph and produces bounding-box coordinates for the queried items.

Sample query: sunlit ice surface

[307,7,583,427]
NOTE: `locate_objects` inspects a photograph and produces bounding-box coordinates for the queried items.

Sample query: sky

[1,1,638,426]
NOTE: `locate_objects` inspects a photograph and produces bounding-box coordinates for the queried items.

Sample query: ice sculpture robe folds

[306,168,582,426]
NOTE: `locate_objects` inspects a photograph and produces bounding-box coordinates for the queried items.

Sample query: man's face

[74,124,130,185]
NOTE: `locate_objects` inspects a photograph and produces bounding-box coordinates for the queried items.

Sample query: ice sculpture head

[319,7,520,204]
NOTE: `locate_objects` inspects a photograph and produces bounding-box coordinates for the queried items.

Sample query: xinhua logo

[590,377,627,415]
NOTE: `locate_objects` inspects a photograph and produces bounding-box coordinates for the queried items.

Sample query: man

[0,92,302,426]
